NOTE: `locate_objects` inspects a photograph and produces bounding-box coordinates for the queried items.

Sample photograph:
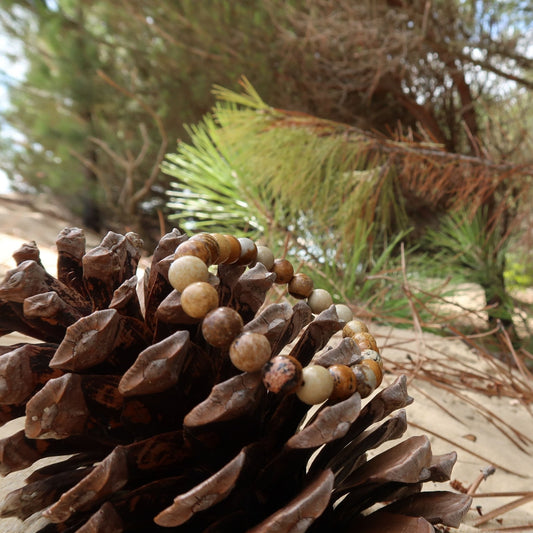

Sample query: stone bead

[180,281,219,319]
[328,364,357,402]
[307,288,333,314]
[202,307,243,348]
[296,365,334,405]
[272,258,294,284]
[351,332,378,352]
[190,233,220,264]
[211,233,231,264]
[236,237,258,265]
[230,332,271,372]
[288,273,314,299]
[361,358,383,387]
[342,319,369,337]
[360,348,383,368]
[174,239,212,265]
[335,304,353,323]
[168,255,209,293]
[262,355,303,394]
[352,365,373,398]
[256,245,275,270]
[224,235,241,264]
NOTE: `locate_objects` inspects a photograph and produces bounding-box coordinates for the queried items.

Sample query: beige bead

[180,282,219,319]
[360,348,383,368]
[352,332,378,352]
[342,319,369,337]
[168,256,209,293]
[362,358,383,386]
[230,332,271,372]
[296,365,334,405]
[307,289,333,314]
[335,304,353,323]
[256,246,275,270]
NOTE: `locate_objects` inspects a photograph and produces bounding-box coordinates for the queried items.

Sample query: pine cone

[0,228,471,532]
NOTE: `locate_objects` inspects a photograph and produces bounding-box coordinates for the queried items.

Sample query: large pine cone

[0,228,471,532]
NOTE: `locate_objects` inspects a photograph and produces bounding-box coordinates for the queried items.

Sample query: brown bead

[351,332,378,352]
[342,319,369,337]
[190,233,220,264]
[236,237,258,266]
[210,233,231,263]
[202,307,243,348]
[223,235,241,264]
[174,240,211,265]
[262,355,302,394]
[230,332,271,372]
[180,282,219,319]
[288,273,314,299]
[272,258,294,285]
[328,364,357,402]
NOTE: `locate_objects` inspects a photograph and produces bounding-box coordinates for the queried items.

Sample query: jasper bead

[342,319,369,337]
[230,332,271,372]
[362,358,383,387]
[328,364,357,401]
[307,289,333,314]
[174,240,212,265]
[288,273,314,299]
[190,233,220,264]
[256,245,275,270]
[335,304,353,323]
[224,235,241,264]
[211,233,231,264]
[272,258,294,284]
[202,307,243,348]
[360,348,383,367]
[236,237,258,265]
[180,282,219,319]
[351,332,378,352]
[296,365,334,405]
[168,256,209,293]
[352,365,372,398]
[262,355,303,394]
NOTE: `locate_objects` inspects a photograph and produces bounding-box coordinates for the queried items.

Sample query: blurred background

[0,0,532,354]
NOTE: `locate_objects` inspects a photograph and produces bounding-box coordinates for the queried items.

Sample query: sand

[0,193,531,532]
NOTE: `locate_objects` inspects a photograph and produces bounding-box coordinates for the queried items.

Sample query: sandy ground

[0,193,532,532]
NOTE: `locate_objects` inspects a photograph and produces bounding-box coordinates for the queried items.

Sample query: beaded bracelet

[167,233,384,406]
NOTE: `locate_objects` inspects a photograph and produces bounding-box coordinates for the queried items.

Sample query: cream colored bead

[168,256,209,293]
[296,365,334,405]
[360,362,378,392]
[180,281,218,319]
[256,245,275,270]
[360,348,383,368]
[342,319,369,337]
[307,289,333,314]
[335,304,353,322]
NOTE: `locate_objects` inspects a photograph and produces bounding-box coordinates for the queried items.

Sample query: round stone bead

[307,289,333,314]
[224,235,241,264]
[288,273,314,299]
[180,281,219,319]
[296,365,334,405]
[361,358,383,387]
[236,237,258,266]
[256,245,275,271]
[342,319,369,338]
[351,332,378,352]
[360,348,383,368]
[230,332,271,372]
[168,256,209,293]
[335,304,353,323]
[190,233,220,264]
[272,258,294,284]
[328,364,357,402]
[262,355,303,394]
[211,233,231,264]
[174,240,212,265]
[202,307,243,348]
[352,365,373,398]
